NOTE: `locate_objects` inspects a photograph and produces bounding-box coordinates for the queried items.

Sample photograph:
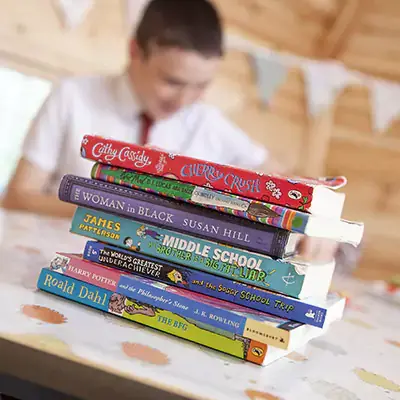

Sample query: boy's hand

[296,236,339,263]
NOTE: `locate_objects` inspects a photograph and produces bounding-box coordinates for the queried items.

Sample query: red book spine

[80,135,345,211]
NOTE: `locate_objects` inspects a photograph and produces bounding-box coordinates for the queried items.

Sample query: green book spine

[91,162,309,233]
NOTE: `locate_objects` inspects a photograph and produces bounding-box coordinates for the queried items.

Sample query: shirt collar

[113,70,142,121]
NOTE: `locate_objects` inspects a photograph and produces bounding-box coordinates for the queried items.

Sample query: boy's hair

[135,0,224,58]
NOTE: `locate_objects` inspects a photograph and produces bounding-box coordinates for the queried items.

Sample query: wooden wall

[213,0,341,57]
[0,0,130,79]
[215,0,400,82]
[337,0,400,82]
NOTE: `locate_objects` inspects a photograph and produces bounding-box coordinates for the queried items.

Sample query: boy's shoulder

[179,101,227,126]
[56,74,116,98]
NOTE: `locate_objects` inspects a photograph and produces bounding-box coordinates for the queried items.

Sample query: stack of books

[37,134,364,366]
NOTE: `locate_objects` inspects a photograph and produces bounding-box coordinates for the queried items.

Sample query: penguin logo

[288,189,302,200]
[251,346,264,358]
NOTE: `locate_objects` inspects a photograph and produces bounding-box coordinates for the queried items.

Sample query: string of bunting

[231,34,400,133]
[53,0,94,30]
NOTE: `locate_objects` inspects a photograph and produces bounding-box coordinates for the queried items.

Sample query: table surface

[0,208,399,400]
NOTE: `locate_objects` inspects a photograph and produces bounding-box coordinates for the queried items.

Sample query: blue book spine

[84,240,327,328]
[37,268,111,312]
[71,206,306,297]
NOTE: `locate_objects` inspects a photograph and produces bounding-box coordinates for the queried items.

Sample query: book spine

[37,268,269,366]
[64,244,327,327]
[70,206,306,298]
[50,252,120,292]
[80,135,318,209]
[59,174,290,258]
[115,273,293,348]
[91,163,311,234]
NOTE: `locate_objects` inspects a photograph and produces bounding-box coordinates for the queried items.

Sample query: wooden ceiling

[0,0,399,82]
[214,0,400,82]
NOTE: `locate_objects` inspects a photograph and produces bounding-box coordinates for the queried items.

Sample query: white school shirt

[22,72,268,194]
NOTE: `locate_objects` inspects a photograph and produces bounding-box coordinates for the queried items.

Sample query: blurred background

[0,0,399,281]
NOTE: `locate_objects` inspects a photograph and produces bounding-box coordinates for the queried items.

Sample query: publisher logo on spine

[251,346,264,358]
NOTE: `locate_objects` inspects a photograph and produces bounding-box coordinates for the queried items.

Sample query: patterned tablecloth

[0,209,399,400]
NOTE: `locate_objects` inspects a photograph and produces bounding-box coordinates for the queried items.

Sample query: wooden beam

[302,0,338,14]
[344,33,400,56]
[215,0,327,57]
[0,50,64,81]
[340,52,400,82]
[363,13,400,36]
[302,104,337,177]
[318,0,364,58]
[285,0,339,18]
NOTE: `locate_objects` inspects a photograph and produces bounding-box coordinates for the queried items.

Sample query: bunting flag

[53,0,94,29]
[231,34,400,134]
[302,60,362,117]
[370,80,400,133]
[249,53,289,107]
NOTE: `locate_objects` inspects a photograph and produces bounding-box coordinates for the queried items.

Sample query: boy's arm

[1,80,76,218]
[259,153,289,175]
[1,158,76,218]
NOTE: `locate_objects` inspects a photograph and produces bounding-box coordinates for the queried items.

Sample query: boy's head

[129,0,224,120]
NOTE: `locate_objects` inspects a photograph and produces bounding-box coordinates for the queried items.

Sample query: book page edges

[298,260,336,299]
[286,294,345,350]
[310,186,346,218]
[305,217,364,246]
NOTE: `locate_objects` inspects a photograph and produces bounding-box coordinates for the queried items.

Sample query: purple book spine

[58,175,292,257]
